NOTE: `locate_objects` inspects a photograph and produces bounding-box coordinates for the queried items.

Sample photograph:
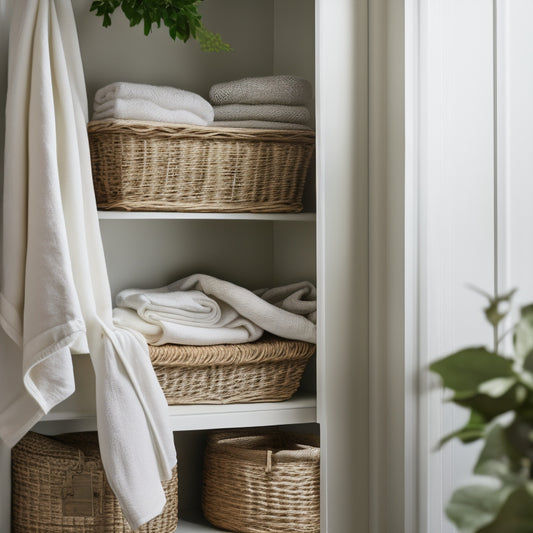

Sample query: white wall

[409,1,533,532]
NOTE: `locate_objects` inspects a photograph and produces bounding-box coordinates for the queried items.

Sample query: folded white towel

[209,75,313,106]
[212,120,313,131]
[92,98,210,125]
[213,104,311,125]
[254,281,317,323]
[94,82,214,122]
[114,275,316,345]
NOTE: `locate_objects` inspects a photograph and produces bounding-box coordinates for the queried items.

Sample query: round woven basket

[88,120,315,213]
[11,432,178,533]
[202,429,320,533]
[149,335,315,404]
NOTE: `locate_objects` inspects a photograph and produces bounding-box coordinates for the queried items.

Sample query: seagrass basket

[11,431,178,533]
[149,335,315,405]
[202,429,320,533]
[88,120,315,213]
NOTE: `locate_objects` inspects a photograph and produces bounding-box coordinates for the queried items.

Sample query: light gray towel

[92,98,210,125]
[213,104,311,125]
[209,75,313,106]
[94,81,214,122]
[212,120,313,131]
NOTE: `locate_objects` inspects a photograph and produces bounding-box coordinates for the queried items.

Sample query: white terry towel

[0,1,176,529]
[114,274,316,345]
[212,120,313,131]
[209,75,313,106]
[93,82,214,124]
[213,104,311,125]
[92,98,211,125]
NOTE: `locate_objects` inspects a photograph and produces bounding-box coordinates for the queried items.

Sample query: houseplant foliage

[89,0,232,52]
[430,289,533,533]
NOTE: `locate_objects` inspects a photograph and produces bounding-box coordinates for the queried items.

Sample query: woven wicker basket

[11,431,178,533]
[202,429,320,533]
[88,120,315,213]
[149,335,315,405]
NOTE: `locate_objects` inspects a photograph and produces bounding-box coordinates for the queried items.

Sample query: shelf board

[176,519,228,532]
[33,393,317,435]
[98,211,316,222]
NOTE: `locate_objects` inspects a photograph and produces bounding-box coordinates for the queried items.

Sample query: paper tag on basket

[62,473,95,517]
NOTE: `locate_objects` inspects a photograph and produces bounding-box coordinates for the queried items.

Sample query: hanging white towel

[0,1,176,529]
[114,274,316,345]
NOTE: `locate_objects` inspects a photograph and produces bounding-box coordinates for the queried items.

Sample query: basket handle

[265,449,273,473]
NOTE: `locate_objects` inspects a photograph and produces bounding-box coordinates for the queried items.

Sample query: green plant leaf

[439,410,487,448]
[474,424,524,479]
[477,487,533,533]
[445,484,515,533]
[484,288,517,329]
[430,348,515,393]
[514,304,533,362]
[453,384,526,421]
[479,377,519,398]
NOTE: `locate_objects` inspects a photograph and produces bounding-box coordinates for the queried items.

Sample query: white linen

[92,98,210,125]
[114,274,317,345]
[213,104,311,125]
[209,75,313,106]
[94,81,214,121]
[0,1,176,529]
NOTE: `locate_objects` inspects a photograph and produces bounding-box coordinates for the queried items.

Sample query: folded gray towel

[209,75,313,106]
[212,120,313,131]
[213,104,311,125]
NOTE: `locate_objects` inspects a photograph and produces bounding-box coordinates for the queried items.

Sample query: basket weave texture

[202,429,320,533]
[149,335,315,405]
[88,120,315,213]
[11,431,178,533]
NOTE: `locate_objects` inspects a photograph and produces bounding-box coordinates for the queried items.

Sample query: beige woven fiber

[202,429,320,533]
[11,431,178,533]
[149,335,315,405]
[88,120,315,213]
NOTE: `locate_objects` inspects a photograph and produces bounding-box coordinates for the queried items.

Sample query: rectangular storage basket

[11,431,178,533]
[88,120,315,213]
[149,335,315,405]
[202,429,320,533]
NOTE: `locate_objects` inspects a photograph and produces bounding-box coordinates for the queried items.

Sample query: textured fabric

[92,98,210,125]
[212,120,313,131]
[213,103,311,125]
[113,274,317,345]
[0,2,176,529]
[209,75,313,106]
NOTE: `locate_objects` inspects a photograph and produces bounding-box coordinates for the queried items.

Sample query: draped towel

[0,1,176,528]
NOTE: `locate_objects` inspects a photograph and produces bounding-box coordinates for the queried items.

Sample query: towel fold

[213,104,311,125]
[92,98,210,125]
[114,274,317,345]
[212,120,313,131]
[209,75,313,106]
[94,82,214,121]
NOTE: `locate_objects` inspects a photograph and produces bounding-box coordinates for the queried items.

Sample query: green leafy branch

[430,288,533,532]
[89,0,232,52]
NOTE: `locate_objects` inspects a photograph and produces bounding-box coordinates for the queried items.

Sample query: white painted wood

[34,393,317,435]
[316,1,369,532]
[415,2,495,532]
[368,0,407,532]
[98,211,316,221]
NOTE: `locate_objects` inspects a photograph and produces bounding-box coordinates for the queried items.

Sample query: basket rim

[87,118,316,144]
[149,335,316,368]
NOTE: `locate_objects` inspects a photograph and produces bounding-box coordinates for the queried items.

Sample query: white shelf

[97,211,316,222]
[176,519,228,532]
[33,393,317,435]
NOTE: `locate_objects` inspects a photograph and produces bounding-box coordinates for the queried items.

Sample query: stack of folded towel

[112,274,317,346]
[209,75,314,130]
[91,81,214,126]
